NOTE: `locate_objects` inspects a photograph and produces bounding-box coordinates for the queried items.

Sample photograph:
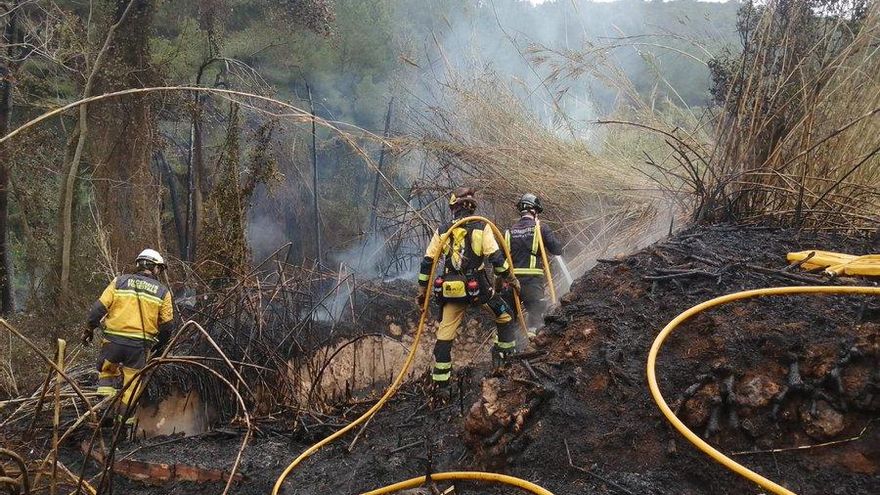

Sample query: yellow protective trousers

[96,339,148,406]
[432,296,515,384]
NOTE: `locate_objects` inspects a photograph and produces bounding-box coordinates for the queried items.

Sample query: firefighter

[417,187,520,397]
[81,249,174,423]
[505,193,562,335]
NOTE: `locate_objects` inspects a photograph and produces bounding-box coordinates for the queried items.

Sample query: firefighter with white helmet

[82,248,174,421]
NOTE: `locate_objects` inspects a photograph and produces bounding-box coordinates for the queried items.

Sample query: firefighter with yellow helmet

[417,187,520,398]
[82,249,174,419]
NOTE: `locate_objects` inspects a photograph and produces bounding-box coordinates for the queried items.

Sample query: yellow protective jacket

[418,219,510,286]
[88,274,174,342]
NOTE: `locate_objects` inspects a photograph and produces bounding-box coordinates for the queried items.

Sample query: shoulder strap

[531,219,541,256]
[443,220,484,272]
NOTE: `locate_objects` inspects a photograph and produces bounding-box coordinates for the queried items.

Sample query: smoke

[404,0,738,119]
[330,231,420,282]
[309,265,356,323]
[246,212,289,262]
[237,0,739,291]
[561,198,684,287]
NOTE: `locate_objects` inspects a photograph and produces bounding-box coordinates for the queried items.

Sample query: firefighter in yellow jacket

[417,187,520,397]
[81,249,174,413]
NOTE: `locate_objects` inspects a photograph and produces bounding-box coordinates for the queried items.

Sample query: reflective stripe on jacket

[418,219,510,285]
[504,215,562,277]
[98,274,174,341]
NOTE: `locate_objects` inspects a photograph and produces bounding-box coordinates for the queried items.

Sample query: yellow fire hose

[647,285,880,495]
[272,216,546,494]
[787,250,880,276]
[359,471,555,495]
[534,219,557,305]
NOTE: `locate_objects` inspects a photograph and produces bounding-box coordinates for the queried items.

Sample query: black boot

[492,344,515,369]
[115,414,136,441]
[431,381,452,405]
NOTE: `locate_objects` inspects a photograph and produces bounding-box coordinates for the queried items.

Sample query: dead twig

[389,439,425,455]
[784,250,816,272]
[731,418,878,456]
[643,270,718,281]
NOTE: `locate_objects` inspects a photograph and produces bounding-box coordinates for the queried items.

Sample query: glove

[152,339,167,357]
[506,274,521,293]
[416,287,427,307]
[495,275,510,294]
[80,327,94,346]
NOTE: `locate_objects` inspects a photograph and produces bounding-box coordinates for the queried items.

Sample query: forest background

[0,0,750,323]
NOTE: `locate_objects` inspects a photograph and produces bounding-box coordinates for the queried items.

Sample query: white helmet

[136,248,166,268]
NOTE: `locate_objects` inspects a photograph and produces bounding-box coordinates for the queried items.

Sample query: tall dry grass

[395,74,677,283]
[673,0,879,230]
[385,0,880,287]
[518,0,880,232]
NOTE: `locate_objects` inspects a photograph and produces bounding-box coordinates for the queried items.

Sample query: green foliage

[198,105,248,282]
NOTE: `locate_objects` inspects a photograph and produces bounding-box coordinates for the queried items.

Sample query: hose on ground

[272,216,537,494]
[647,285,880,495]
[359,471,554,495]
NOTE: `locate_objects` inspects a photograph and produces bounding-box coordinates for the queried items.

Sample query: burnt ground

[66,225,880,495]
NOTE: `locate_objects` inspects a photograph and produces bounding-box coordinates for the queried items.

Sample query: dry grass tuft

[652,0,880,230]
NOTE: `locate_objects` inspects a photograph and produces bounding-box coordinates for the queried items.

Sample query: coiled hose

[272,216,551,495]
[647,285,880,495]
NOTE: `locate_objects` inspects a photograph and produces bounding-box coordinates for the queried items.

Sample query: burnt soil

[75,225,880,495]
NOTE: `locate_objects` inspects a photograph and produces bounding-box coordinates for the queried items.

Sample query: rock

[841,365,871,397]
[463,401,494,436]
[533,331,551,347]
[481,378,501,415]
[736,374,781,408]
[683,383,718,426]
[801,400,845,440]
[388,322,403,337]
[513,409,526,431]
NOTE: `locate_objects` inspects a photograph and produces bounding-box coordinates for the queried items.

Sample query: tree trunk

[186,105,205,262]
[154,150,185,258]
[185,57,221,262]
[307,85,322,265]
[0,1,20,314]
[88,0,160,266]
[55,0,140,302]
